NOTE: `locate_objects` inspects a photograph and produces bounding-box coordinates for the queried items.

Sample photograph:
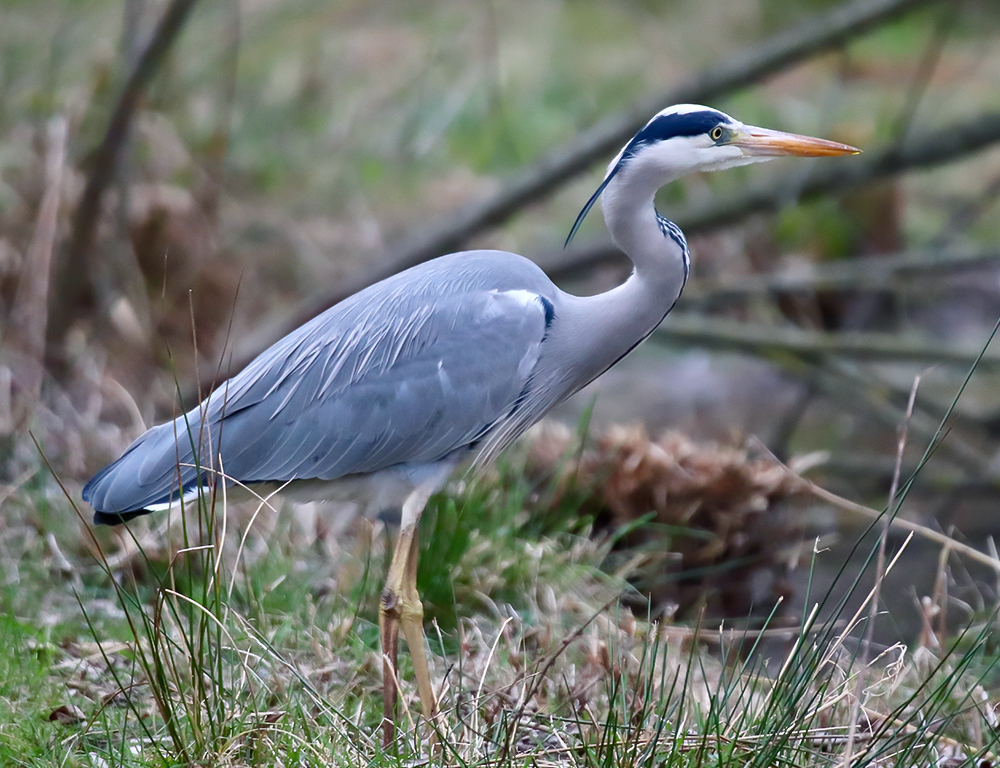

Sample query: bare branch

[775,354,989,475]
[654,314,1000,370]
[214,0,938,390]
[808,482,1000,575]
[47,0,201,357]
[687,112,1000,229]
[376,0,939,272]
[681,244,1000,305]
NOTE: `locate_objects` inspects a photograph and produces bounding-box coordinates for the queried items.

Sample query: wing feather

[83,252,558,516]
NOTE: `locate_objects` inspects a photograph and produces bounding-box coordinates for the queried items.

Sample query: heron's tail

[82,413,218,525]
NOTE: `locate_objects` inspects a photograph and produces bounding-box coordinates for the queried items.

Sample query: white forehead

[648,103,735,124]
[657,103,712,117]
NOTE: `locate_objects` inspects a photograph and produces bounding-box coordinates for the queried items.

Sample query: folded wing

[83,253,555,519]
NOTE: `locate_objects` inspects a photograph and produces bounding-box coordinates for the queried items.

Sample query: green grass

[3,438,1000,767]
[6,393,1000,766]
[0,613,78,764]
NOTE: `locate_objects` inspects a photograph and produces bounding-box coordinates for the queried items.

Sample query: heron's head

[566,104,860,245]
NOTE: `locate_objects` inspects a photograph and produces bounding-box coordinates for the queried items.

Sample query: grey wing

[83,274,552,516]
[220,286,549,482]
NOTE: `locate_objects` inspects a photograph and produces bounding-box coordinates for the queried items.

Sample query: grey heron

[82,104,858,743]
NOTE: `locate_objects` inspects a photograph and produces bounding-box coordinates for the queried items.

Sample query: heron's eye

[710,125,724,141]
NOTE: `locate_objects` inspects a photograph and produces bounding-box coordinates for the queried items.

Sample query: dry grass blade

[844,374,920,766]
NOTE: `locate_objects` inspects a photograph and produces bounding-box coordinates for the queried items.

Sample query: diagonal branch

[654,314,1000,370]
[216,0,939,388]
[47,0,202,358]
[372,0,938,275]
[679,244,1000,305]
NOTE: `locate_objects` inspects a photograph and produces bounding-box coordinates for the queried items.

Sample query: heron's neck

[601,166,688,280]
[550,170,688,393]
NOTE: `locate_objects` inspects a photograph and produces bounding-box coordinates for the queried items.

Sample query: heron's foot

[380,525,437,748]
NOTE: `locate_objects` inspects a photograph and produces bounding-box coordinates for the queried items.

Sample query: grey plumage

[84,105,859,531]
[81,104,860,744]
[84,251,561,519]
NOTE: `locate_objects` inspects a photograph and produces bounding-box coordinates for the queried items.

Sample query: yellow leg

[379,564,401,746]
[380,512,438,746]
[398,529,437,722]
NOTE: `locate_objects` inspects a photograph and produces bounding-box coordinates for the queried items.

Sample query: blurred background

[3,0,1000,640]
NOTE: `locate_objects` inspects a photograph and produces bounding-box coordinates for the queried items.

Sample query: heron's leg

[398,527,437,721]
[379,568,401,743]
[380,481,439,747]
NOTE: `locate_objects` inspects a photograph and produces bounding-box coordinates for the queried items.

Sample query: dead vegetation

[22,499,1000,767]
[525,421,807,621]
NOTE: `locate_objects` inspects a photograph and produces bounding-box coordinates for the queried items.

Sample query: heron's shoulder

[223,250,554,402]
[347,249,556,333]
[313,249,556,325]
[395,249,553,294]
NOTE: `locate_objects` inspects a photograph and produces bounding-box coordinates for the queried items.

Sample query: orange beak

[731,126,861,157]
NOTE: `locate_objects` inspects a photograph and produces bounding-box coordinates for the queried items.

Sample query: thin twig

[756,428,1000,574]
[680,244,1000,305]
[500,592,622,760]
[887,0,963,147]
[931,172,1000,246]
[659,621,843,644]
[808,482,1000,576]
[804,358,988,476]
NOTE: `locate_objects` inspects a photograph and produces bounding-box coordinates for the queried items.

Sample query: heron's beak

[731,126,861,157]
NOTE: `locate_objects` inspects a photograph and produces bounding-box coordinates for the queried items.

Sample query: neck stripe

[655,212,690,284]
